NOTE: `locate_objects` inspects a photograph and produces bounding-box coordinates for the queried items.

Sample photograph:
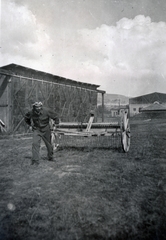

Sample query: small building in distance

[110,105,129,117]
[129,92,166,117]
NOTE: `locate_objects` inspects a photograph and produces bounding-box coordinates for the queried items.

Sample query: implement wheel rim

[121,113,130,152]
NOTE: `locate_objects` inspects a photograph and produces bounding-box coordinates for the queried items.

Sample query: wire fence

[55,133,122,149]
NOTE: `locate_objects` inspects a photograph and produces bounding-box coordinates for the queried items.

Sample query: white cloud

[72,16,166,95]
[1,1,53,61]
[78,16,166,74]
[1,0,166,97]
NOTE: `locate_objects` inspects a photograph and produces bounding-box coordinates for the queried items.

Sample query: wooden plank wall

[7,76,98,133]
[0,74,12,132]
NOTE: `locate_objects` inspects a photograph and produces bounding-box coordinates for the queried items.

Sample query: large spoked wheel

[121,112,130,152]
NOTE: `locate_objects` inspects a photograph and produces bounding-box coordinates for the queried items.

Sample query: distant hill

[97,93,129,106]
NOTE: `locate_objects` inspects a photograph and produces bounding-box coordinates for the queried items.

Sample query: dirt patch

[0,120,166,240]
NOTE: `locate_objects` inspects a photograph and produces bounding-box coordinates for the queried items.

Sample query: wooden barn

[131,102,166,123]
[129,92,166,117]
[0,63,104,133]
[139,102,166,120]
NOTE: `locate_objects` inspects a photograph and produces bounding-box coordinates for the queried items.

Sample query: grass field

[0,118,166,240]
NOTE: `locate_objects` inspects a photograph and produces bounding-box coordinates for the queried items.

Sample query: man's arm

[47,108,59,124]
[24,112,32,126]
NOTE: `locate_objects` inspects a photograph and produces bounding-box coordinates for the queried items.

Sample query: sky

[1,0,166,97]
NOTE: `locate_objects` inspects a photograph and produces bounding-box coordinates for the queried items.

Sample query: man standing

[24,102,59,165]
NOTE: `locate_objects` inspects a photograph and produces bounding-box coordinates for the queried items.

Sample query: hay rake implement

[51,112,130,152]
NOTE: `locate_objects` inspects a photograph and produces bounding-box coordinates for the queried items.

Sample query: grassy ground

[0,118,165,240]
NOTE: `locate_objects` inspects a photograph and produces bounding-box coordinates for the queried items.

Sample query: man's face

[34,106,42,113]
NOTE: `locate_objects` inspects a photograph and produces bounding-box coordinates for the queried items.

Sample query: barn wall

[6,75,98,133]
[0,74,12,132]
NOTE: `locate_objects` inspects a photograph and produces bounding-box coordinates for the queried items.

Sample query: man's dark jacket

[24,107,59,131]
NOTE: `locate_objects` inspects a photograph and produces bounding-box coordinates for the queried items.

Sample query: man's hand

[53,125,58,131]
[29,125,36,131]
[52,119,60,130]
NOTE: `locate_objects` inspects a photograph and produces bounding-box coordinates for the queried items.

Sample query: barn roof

[0,63,100,91]
[140,102,166,112]
[129,92,166,104]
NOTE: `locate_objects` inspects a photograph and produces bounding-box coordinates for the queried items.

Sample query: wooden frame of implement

[51,112,130,152]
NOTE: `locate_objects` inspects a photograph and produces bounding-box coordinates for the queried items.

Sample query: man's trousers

[32,128,53,164]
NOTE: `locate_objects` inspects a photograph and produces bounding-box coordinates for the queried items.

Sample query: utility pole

[97,90,106,122]
[119,99,120,115]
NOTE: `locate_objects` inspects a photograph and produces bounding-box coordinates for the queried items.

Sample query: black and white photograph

[0,0,166,239]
